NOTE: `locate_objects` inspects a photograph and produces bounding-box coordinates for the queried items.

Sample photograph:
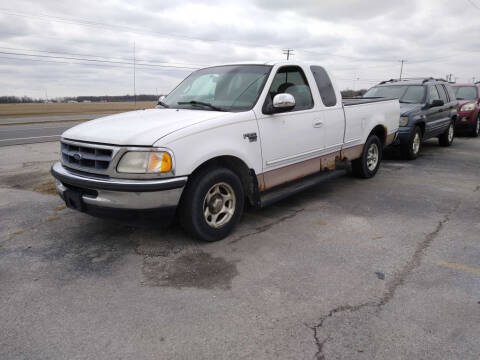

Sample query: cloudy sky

[0,0,479,98]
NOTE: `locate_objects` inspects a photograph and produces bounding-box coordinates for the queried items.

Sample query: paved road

[0,113,104,125]
[0,122,81,146]
[0,138,479,359]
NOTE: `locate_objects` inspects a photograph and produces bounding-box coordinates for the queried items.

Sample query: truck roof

[206,60,322,68]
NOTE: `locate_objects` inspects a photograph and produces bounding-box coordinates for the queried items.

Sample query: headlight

[460,103,476,112]
[399,116,409,126]
[117,151,173,173]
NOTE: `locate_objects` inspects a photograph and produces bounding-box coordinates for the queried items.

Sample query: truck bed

[342,97,397,106]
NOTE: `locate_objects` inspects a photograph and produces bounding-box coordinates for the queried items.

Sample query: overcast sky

[0,0,479,98]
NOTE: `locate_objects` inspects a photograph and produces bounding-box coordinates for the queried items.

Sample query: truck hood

[62,108,226,146]
[400,103,423,116]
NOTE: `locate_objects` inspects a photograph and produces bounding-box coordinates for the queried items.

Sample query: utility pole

[133,41,136,107]
[283,49,294,60]
[399,60,407,80]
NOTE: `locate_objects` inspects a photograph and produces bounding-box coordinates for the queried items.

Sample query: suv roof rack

[377,77,447,85]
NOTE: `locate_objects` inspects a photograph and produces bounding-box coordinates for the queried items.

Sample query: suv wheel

[471,115,480,137]
[402,126,422,160]
[352,134,382,178]
[179,167,244,242]
[439,121,455,147]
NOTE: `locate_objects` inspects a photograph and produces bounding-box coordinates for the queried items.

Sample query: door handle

[313,121,323,128]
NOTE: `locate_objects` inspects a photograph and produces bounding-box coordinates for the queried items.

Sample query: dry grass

[0,101,156,118]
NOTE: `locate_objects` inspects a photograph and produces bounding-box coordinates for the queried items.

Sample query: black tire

[178,167,244,242]
[471,115,479,137]
[352,135,382,179]
[439,121,455,147]
[401,126,422,160]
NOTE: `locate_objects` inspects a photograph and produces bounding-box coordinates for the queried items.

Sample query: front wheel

[178,167,244,242]
[352,135,382,179]
[401,126,422,160]
[439,121,455,147]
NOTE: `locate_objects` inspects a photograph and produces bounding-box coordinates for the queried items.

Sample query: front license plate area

[64,189,85,211]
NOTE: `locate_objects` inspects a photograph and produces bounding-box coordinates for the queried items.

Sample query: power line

[465,0,480,10]
[0,50,200,69]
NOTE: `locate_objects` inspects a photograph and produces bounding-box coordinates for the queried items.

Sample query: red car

[453,83,480,137]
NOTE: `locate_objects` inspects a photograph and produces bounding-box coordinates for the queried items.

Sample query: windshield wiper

[177,100,226,112]
[456,97,464,100]
[157,101,169,108]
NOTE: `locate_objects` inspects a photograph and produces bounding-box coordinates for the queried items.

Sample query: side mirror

[263,93,296,114]
[429,99,444,108]
[157,95,166,104]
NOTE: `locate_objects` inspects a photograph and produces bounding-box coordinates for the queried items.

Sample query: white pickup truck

[52,61,399,241]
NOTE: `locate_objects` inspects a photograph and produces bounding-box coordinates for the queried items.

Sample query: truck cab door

[255,65,324,189]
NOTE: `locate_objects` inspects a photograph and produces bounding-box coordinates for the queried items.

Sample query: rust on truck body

[258,143,367,191]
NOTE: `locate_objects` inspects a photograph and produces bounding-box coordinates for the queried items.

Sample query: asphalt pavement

[0,137,479,359]
[0,113,108,147]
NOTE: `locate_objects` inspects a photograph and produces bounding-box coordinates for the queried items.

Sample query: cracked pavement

[1,138,479,359]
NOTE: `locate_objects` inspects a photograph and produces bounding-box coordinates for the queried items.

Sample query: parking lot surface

[1,138,479,359]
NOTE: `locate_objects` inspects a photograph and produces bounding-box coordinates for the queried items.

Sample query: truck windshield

[162,65,272,112]
[454,86,477,100]
[364,85,426,104]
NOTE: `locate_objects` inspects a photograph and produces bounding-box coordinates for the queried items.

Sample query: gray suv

[364,78,458,159]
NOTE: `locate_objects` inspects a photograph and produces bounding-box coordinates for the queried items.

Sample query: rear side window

[310,66,337,107]
[436,85,449,103]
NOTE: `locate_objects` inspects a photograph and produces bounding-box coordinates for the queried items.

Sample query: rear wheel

[401,126,422,160]
[179,167,244,242]
[439,121,455,146]
[352,135,382,179]
[471,115,479,137]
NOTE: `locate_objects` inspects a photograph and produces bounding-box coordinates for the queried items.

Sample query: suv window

[310,66,337,107]
[427,85,441,102]
[266,66,314,112]
[436,85,449,103]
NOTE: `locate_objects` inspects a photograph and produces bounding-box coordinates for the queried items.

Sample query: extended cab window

[265,66,313,112]
[310,66,337,107]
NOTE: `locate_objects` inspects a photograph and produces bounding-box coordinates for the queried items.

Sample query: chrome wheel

[366,143,379,171]
[203,182,236,229]
[447,124,454,142]
[412,132,421,155]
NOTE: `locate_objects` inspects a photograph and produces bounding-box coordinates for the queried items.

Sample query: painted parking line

[434,260,480,275]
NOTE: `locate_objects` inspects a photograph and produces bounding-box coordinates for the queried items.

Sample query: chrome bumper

[51,162,186,210]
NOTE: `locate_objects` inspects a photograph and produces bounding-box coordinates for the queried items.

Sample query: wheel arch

[186,155,260,207]
[369,124,387,146]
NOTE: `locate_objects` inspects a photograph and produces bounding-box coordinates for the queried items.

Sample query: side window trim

[262,65,315,114]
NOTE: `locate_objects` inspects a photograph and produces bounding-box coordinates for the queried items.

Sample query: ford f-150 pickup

[51,61,400,241]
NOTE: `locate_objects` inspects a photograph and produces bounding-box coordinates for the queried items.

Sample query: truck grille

[61,141,113,172]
